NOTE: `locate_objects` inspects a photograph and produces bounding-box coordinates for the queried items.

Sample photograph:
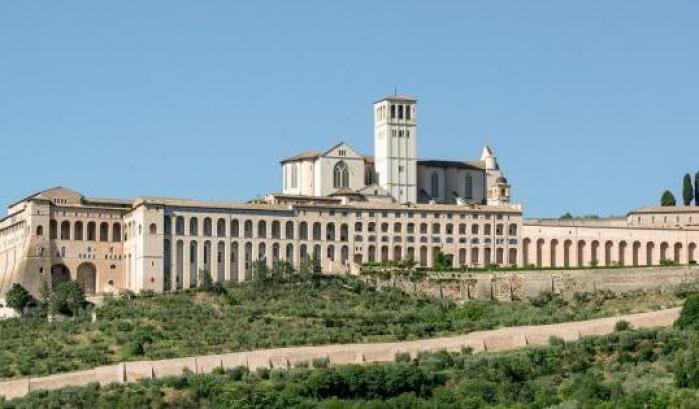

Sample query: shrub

[312,357,330,368]
[615,320,631,332]
[674,339,699,388]
[675,295,699,330]
[395,352,411,363]
[50,281,86,316]
[5,283,31,313]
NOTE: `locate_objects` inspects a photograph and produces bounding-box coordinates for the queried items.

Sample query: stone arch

[112,223,121,242]
[508,248,517,266]
[618,241,627,266]
[380,245,389,263]
[190,217,199,236]
[407,247,416,262]
[419,246,428,266]
[189,240,198,287]
[76,262,97,295]
[496,248,504,264]
[536,239,544,267]
[690,243,697,264]
[285,243,294,264]
[50,264,70,289]
[394,245,402,261]
[340,224,349,241]
[632,241,641,266]
[563,239,572,267]
[299,222,308,240]
[326,223,336,241]
[271,221,281,239]
[164,239,172,291]
[341,245,349,264]
[273,242,281,263]
[176,240,184,289]
[175,217,185,235]
[244,220,253,238]
[244,242,253,280]
[484,247,492,265]
[60,221,70,240]
[660,242,669,263]
[591,240,600,266]
[522,238,531,265]
[604,241,613,266]
[230,219,239,238]
[312,222,322,240]
[203,240,212,270]
[458,248,467,266]
[646,242,655,265]
[257,220,267,238]
[471,247,480,265]
[73,221,83,241]
[203,218,212,237]
[285,221,294,239]
[100,222,109,241]
[299,244,308,263]
[216,218,226,237]
[230,241,239,282]
[327,244,335,262]
[216,241,225,282]
[577,240,586,267]
[550,239,559,267]
[674,242,683,264]
[258,242,267,262]
[312,244,321,262]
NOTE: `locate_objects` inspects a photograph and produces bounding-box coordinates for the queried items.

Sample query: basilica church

[280,95,511,206]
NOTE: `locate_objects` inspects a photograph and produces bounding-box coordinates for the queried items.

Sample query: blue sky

[1,1,697,217]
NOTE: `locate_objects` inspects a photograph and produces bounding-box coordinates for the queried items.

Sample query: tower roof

[480,145,495,159]
[374,95,417,104]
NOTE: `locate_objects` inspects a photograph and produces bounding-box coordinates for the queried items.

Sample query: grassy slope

[3,326,698,408]
[0,276,685,380]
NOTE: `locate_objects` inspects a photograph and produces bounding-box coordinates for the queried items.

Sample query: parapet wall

[397,265,699,301]
[0,308,680,401]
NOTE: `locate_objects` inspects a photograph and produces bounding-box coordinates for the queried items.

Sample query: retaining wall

[0,307,680,401]
[402,265,699,301]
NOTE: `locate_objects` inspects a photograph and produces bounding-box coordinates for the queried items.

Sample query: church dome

[496,176,508,184]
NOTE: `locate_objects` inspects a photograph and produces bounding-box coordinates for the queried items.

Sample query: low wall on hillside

[385,265,699,302]
[0,308,680,401]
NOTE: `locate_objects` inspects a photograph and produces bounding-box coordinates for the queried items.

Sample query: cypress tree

[695,171,699,206]
[661,190,676,207]
[683,173,694,206]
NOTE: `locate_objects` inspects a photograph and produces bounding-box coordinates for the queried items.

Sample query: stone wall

[387,265,699,302]
[0,308,680,401]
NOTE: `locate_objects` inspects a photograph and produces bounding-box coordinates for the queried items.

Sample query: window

[398,105,404,119]
[35,225,43,236]
[291,165,298,189]
[464,173,473,199]
[333,161,350,188]
[406,105,412,120]
[430,172,439,198]
[391,104,396,118]
[149,223,157,235]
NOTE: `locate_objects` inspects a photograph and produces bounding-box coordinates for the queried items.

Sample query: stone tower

[373,95,417,203]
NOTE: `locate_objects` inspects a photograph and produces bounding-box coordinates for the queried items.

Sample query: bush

[50,281,86,316]
[312,357,329,368]
[615,320,631,332]
[5,283,31,313]
[674,339,699,388]
[675,295,699,331]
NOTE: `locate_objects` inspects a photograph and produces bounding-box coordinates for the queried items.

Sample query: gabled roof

[321,141,365,159]
[280,150,320,163]
[418,160,485,171]
[8,186,83,208]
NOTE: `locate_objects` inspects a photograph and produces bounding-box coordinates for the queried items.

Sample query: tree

[695,171,699,206]
[661,191,677,207]
[50,281,86,316]
[683,173,694,206]
[198,268,213,291]
[5,283,30,313]
[675,294,699,331]
[560,212,573,219]
[434,251,452,271]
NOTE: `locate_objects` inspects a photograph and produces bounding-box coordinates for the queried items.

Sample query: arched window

[430,172,439,198]
[36,225,43,236]
[464,173,473,199]
[333,161,350,189]
[149,223,157,235]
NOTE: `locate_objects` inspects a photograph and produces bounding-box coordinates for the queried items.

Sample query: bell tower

[373,95,417,203]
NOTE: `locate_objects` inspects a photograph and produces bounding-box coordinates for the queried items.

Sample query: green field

[0,275,687,380]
